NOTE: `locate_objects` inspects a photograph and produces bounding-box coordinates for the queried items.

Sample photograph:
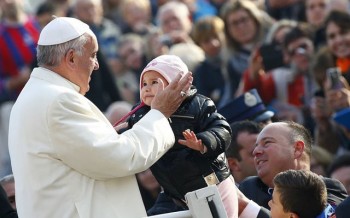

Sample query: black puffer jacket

[127,88,232,201]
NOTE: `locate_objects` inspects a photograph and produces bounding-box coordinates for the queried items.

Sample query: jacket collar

[31,67,80,93]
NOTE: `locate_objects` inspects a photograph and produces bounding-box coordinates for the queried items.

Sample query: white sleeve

[49,93,175,179]
[239,200,260,218]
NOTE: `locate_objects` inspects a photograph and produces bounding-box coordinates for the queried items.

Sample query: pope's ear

[65,49,75,64]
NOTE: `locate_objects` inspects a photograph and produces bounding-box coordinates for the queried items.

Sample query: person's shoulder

[322,177,348,206]
[239,176,266,197]
[336,196,350,218]
[190,93,218,111]
[239,176,265,191]
[322,176,346,189]
[240,176,261,186]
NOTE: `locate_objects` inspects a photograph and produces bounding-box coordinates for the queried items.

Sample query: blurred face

[123,2,150,28]
[286,37,314,73]
[331,166,350,194]
[149,33,170,57]
[253,123,296,187]
[74,34,99,95]
[74,0,103,25]
[328,0,350,13]
[2,181,15,209]
[269,188,291,218]
[236,131,258,178]
[118,40,144,70]
[273,26,292,44]
[0,0,23,20]
[306,0,328,27]
[326,21,350,58]
[159,8,191,34]
[141,71,169,106]
[199,35,222,57]
[227,9,257,44]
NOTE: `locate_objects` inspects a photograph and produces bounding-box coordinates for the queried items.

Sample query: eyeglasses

[287,43,309,56]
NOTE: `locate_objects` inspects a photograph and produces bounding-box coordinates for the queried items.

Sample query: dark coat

[194,58,227,106]
[127,88,232,201]
[336,196,350,218]
[0,185,17,218]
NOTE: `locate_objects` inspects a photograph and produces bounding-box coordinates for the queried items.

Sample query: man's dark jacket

[0,185,17,218]
[336,196,350,218]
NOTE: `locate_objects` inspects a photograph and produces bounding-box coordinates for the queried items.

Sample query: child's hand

[178,129,207,153]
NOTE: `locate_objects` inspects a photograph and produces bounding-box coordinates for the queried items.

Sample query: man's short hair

[274,169,327,217]
[284,121,313,159]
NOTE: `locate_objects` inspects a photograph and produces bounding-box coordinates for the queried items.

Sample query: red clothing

[336,57,350,74]
[0,17,40,101]
[243,69,305,107]
[242,69,275,104]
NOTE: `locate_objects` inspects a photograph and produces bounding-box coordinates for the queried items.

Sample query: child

[115,55,237,217]
[269,169,335,218]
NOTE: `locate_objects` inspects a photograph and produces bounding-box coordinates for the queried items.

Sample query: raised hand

[178,129,206,153]
[151,72,193,118]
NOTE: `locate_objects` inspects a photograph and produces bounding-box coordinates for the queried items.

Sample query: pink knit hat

[140,55,189,90]
[113,55,188,127]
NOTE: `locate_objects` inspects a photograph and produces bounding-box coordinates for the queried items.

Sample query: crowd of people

[1,0,350,217]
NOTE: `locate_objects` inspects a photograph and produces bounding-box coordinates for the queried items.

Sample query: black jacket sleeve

[0,185,17,218]
[196,97,232,158]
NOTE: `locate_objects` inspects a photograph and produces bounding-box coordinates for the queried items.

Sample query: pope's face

[74,34,99,95]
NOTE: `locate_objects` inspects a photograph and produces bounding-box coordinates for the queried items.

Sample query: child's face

[268,188,291,218]
[199,35,222,57]
[141,71,169,106]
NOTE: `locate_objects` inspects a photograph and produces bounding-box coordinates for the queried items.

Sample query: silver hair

[36,32,91,67]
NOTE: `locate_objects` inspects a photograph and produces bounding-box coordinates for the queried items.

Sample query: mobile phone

[326,67,342,89]
[259,43,285,71]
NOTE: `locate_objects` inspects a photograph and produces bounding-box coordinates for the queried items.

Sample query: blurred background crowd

[1,0,350,212]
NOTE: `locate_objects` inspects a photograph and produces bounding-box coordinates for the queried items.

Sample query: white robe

[9,67,175,218]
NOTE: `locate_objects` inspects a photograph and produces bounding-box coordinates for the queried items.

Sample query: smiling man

[237,121,348,218]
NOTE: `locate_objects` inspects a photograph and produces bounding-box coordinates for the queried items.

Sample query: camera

[326,67,342,90]
[159,34,174,47]
[259,43,285,71]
